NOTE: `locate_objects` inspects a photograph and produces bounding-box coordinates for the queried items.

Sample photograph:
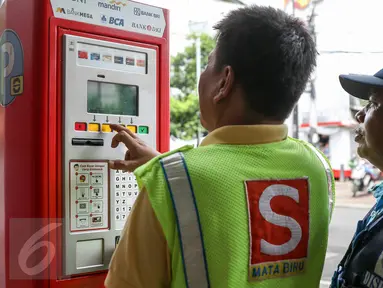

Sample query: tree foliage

[171,33,216,95]
[170,33,215,140]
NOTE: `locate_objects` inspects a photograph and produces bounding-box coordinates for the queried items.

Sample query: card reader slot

[72,138,104,146]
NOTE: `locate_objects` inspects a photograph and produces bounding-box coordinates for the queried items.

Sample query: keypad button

[122,206,127,213]
[115,184,120,189]
[115,176,120,182]
[122,214,127,220]
[115,191,120,198]
[127,191,133,198]
[122,199,127,205]
[121,184,126,189]
[121,176,126,182]
[115,214,121,221]
[115,206,121,213]
[121,191,126,197]
[115,199,120,206]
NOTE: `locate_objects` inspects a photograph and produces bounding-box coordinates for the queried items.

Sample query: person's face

[198,48,234,132]
[354,91,383,168]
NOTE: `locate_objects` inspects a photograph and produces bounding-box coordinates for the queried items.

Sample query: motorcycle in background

[351,162,381,197]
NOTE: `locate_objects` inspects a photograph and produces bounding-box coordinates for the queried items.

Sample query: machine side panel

[0,0,51,287]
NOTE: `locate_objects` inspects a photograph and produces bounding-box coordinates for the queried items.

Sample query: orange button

[102,124,112,132]
[88,123,100,132]
[127,125,137,133]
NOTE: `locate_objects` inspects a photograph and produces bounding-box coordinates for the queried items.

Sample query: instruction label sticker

[49,0,166,38]
[0,29,24,107]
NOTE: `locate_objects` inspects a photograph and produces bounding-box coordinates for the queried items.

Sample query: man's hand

[109,124,160,172]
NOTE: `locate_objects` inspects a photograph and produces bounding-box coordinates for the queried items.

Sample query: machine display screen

[87,81,138,116]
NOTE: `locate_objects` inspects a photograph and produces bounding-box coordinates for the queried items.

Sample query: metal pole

[196,36,202,146]
[291,0,299,139]
[196,36,201,92]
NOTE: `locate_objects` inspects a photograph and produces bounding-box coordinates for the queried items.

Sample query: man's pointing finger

[109,124,137,138]
[111,130,137,149]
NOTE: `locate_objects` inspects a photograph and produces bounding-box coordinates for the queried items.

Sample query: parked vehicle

[351,162,381,197]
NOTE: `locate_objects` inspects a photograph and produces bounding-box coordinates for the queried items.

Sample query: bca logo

[109,17,124,26]
[245,178,310,281]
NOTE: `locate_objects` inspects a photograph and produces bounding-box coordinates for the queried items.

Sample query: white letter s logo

[259,184,302,256]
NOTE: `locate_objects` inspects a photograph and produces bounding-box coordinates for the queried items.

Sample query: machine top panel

[49,0,167,38]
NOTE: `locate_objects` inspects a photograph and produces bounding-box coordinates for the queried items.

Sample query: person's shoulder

[134,145,195,178]
[286,137,333,167]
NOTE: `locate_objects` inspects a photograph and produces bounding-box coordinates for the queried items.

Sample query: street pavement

[334,181,376,208]
[319,181,376,287]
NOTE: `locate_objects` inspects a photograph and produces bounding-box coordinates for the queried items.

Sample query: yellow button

[127,125,137,133]
[88,123,100,132]
[102,124,112,132]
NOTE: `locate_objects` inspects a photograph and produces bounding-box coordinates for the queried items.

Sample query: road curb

[335,203,373,209]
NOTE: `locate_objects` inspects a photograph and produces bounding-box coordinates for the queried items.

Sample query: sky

[137,0,383,56]
[139,0,383,125]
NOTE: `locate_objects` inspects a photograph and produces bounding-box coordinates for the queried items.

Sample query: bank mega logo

[56,7,93,19]
[98,0,128,12]
[56,7,66,14]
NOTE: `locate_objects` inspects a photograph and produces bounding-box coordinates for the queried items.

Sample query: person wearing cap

[330,70,383,288]
[105,5,335,288]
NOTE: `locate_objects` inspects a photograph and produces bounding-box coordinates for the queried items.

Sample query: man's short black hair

[213,5,317,121]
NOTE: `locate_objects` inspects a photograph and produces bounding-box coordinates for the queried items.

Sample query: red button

[75,122,87,131]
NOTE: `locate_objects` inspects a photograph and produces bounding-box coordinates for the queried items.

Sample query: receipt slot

[0,1,169,288]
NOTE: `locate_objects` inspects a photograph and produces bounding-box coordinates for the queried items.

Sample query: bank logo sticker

[136,59,145,67]
[0,29,24,107]
[245,178,310,281]
[98,0,127,11]
[100,14,107,24]
[56,7,66,14]
[126,57,134,66]
[78,51,88,59]
[90,53,100,60]
[50,0,166,38]
[102,55,112,62]
[114,56,123,64]
[109,16,124,27]
[133,7,161,18]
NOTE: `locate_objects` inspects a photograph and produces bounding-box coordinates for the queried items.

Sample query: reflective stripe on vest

[160,152,210,288]
[307,144,334,220]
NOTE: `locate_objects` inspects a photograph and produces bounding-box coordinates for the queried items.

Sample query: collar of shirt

[199,124,288,147]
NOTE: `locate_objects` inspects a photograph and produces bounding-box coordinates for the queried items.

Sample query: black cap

[339,68,383,100]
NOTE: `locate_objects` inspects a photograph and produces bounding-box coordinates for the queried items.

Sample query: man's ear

[213,66,234,104]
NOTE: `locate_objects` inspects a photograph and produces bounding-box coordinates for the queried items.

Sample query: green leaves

[170,33,215,140]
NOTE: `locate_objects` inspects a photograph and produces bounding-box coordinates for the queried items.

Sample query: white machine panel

[62,34,157,277]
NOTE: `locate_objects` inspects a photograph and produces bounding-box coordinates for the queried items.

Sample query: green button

[138,126,149,134]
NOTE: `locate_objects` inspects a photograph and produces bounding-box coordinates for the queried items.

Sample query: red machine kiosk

[0,0,170,287]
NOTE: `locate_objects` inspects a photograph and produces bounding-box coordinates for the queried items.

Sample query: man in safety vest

[105,5,335,288]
